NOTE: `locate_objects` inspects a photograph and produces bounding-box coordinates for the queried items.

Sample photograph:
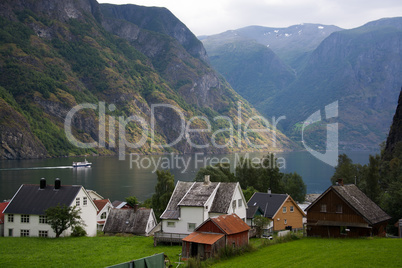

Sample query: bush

[71,226,87,237]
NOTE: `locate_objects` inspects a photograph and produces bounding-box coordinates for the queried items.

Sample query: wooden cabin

[182,214,250,260]
[305,182,391,238]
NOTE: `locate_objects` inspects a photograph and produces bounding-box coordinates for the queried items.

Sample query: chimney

[337,178,344,186]
[204,175,211,185]
[55,178,61,190]
[40,178,46,189]
[133,203,139,212]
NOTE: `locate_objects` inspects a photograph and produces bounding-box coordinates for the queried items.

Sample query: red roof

[208,214,250,235]
[182,232,224,245]
[0,202,9,224]
[93,199,111,215]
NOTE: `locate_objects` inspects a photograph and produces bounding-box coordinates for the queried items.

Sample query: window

[8,229,13,237]
[21,214,30,223]
[284,219,287,224]
[101,212,107,219]
[20,229,30,237]
[320,204,327,213]
[83,197,88,206]
[8,214,13,222]
[167,221,175,227]
[39,215,47,224]
[39,230,48,237]
[76,197,80,206]
[188,223,196,232]
[232,200,236,211]
[290,206,294,212]
[238,199,243,207]
[283,207,287,213]
[336,204,343,213]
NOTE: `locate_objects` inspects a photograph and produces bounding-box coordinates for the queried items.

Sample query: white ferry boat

[72,159,92,167]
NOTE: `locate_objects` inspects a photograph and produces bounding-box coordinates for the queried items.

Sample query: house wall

[273,198,304,231]
[307,190,367,225]
[144,209,157,235]
[306,190,374,238]
[162,207,205,234]
[4,214,69,237]
[75,187,98,237]
[224,185,247,221]
[226,231,249,247]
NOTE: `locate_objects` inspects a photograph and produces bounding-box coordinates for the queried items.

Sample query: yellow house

[247,191,306,232]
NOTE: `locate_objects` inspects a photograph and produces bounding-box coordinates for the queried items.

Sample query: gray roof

[246,205,264,219]
[307,184,391,225]
[210,183,236,213]
[160,181,193,219]
[103,208,153,234]
[4,184,81,215]
[161,181,239,220]
[178,182,219,207]
[247,192,288,218]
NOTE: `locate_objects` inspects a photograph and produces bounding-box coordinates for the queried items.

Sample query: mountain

[201,18,402,151]
[0,0,292,159]
[383,89,402,160]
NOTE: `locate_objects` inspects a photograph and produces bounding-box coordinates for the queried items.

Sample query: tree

[152,170,175,220]
[253,215,270,238]
[364,154,381,203]
[282,172,306,202]
[45,204,84,238]
[194,163,235,182]
[125,196,139,208]
[331,154,366,186]
[242,186,258,202]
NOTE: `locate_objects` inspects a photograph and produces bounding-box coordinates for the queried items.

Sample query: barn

[305,181,391,238]
[182,214,250,260]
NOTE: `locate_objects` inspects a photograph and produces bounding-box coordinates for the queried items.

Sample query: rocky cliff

[0,0,292,159]
[383,89,402,160]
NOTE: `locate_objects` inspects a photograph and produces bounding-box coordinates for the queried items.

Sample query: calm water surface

[0,151,377,202]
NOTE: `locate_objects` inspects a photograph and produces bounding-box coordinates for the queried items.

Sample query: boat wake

[0,166,74,171]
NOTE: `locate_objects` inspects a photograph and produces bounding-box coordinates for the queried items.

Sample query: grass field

[213,237,402,268]
[0,236,401,267]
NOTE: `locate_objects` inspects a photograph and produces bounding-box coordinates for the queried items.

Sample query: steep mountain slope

[0,0,292,159]
[202,18,402,151]
[266,18,402,150]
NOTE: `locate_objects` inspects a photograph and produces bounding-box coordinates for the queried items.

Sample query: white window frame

[320,204,327,213]
[39,215,47,224]
[167,221,175,228]
[83,197,87,206]
[39,230,48,237]
[290,206,294,212]
[188,223,196,232]
[76,197,80,206]
[8,214,13,222]
[283,207,287,213]
[238,199,243,207]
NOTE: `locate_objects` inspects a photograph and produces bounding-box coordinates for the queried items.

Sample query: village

[1,174,399,267]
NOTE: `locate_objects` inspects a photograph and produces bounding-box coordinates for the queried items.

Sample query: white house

[86,190,104,201]
[93,199,113,231]
[3,178,98,237]
[158,176,247,237]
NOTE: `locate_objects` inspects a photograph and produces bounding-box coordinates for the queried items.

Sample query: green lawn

[214,237,402,268]
[0,235,182,267]
[1,236,401,267]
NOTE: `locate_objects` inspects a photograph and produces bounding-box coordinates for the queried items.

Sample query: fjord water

[0,151,376,202]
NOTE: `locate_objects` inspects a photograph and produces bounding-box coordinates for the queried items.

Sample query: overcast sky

[97,0,402,36]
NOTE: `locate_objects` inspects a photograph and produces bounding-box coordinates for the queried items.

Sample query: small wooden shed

[182,214,250,260]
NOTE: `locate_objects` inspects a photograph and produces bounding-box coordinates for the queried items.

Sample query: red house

[182,214,250,260]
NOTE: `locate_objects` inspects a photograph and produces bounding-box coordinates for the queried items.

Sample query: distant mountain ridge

[0,0,292,159]
[201,18,402,151]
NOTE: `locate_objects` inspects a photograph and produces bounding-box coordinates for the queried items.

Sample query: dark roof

[247,192,288,218]
[246,205,264,219]
[103,208,154,234]
[210,183,237,213]
[196,214,250,235]
[4,184,81,215]
[306,184,391,225]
